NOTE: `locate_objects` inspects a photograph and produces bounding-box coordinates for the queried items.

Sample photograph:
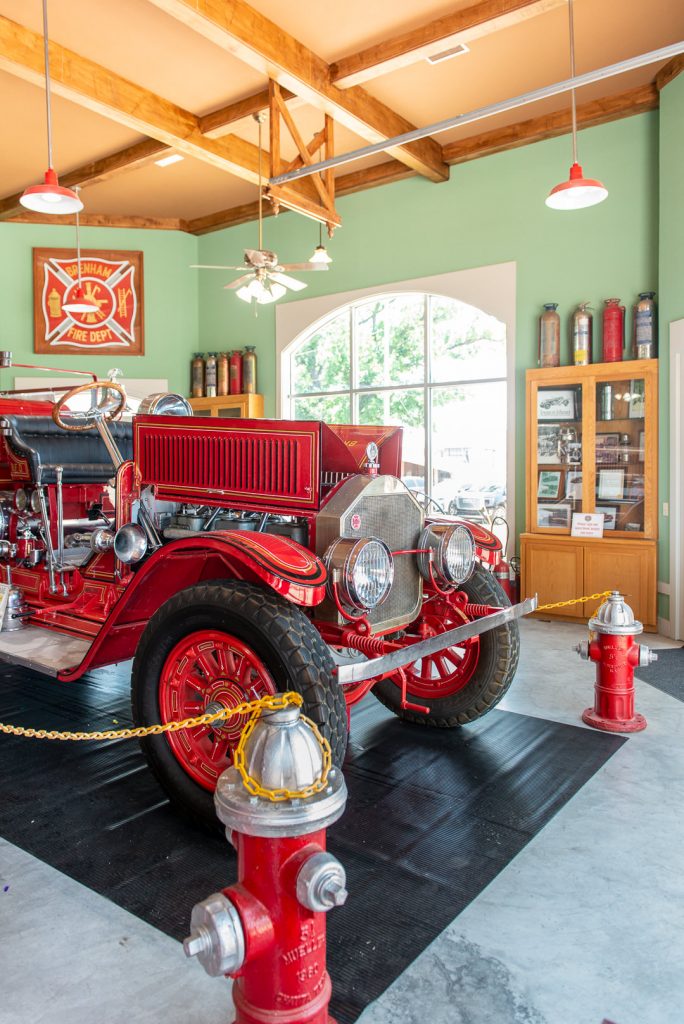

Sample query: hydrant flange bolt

[183,892,245,977]
[296,851,348,912]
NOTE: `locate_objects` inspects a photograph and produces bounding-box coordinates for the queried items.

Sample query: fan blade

[270,272,308,292]
[224,274,254,290]
[190,264,245,271]
[279,261,329,272]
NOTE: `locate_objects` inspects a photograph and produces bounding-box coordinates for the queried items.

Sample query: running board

[0,626,91,677]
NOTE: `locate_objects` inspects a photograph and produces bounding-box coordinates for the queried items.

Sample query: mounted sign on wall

[33,249,144,356]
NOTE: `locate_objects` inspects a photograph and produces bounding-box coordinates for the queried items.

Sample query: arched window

[282,292,508,525]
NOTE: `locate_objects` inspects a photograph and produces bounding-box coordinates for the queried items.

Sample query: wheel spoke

[186,673,206,694]
[208,736,229,763]
[196,651,218,680]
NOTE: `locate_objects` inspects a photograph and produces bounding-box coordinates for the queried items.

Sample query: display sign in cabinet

[523,359,657,629]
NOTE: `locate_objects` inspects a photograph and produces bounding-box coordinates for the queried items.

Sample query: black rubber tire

[131,580,347,830]
[372,564,520,728]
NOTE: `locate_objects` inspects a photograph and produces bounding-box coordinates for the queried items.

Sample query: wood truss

[265,83,340,234]
[0,0,681,236]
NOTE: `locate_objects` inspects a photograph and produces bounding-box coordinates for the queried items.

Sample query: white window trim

[276,262,517,540]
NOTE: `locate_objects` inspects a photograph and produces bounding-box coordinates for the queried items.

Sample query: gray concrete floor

[0,619,681,1024]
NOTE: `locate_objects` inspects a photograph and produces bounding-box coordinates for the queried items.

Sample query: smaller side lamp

[310,223,332,265]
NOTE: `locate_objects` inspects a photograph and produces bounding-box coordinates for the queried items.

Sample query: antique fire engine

[184,703,348,1024]
[576,591,655,732]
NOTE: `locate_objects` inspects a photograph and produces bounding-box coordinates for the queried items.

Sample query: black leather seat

[2,416,134,484]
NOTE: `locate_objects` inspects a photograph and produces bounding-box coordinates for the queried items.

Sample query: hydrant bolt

[183,892,245,977]
[296,851,348,912]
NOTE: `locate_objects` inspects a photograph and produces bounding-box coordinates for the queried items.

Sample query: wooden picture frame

[33,248,144,356]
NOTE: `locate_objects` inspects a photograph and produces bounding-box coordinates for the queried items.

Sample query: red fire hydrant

[576,591,656,733]
[183,704,348,1024]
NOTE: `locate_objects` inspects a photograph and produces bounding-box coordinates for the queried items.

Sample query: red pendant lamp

[62,189,98,315]
[20,0,83,216]
[546,0,608,211]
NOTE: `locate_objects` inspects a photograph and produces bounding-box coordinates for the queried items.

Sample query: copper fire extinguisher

[191,353,204,398]
[602,298,625,362]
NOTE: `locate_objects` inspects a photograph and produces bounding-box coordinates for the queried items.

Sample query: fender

[426,515,503,567]
[59,531,327,680]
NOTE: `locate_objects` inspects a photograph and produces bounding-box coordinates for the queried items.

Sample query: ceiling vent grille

[426,42,470,65]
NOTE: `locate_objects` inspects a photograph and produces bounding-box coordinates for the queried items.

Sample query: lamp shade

[310,244,332,265]
[62,285,98,315]
[546,162,608,210]
[20,168,84,215]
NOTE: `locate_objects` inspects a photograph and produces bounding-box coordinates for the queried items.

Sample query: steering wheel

[52,380,127,432]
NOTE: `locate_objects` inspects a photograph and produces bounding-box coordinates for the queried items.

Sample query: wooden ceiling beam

[330,0,565,88]
[6,211,188,231]
[655,54,684,91]
[200,86,295,139]
[145,0,449,183]
[0,138,169,222]
[185,82,657,236]
[0,14,265,184]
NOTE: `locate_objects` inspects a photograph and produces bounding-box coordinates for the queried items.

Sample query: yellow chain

[537,589,613,612]
[0,691,302,742]
[234,710,332,803]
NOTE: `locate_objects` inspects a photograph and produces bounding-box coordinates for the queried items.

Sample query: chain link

[536,589,613,612]
[234,710,332,803]
[0,691,303,742]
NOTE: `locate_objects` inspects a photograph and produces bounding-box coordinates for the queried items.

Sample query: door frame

[670,319,684,640]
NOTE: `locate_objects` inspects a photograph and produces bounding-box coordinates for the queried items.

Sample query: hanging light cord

[257,115,263,252]
[568,0,578,165]
[42,0,54,170]
[74,187,83,288]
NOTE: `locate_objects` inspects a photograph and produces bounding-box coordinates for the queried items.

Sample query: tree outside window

[285,292,507,527]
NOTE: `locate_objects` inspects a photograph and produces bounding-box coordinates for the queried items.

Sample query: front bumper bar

[335,595,538,685]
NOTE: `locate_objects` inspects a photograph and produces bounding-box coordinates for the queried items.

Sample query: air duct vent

[426,42,469,65]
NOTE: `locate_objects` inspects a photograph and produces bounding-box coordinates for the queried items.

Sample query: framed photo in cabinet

[598,469,625,501]
[537,389,576,421]
[538,471,562,499]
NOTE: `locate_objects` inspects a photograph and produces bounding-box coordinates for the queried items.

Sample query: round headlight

[30,490,41,514]
[14,489,28,512]
[418,523,475,588]
[325,537,394,612]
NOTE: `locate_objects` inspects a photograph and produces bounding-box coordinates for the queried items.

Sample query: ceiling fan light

[546,162,608,210]
[310,244,332,265]
[258,281,286,303]
[20,168,84,215]
[62,285,99,314]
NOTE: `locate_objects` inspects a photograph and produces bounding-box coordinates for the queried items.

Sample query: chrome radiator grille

[316,476,424,633]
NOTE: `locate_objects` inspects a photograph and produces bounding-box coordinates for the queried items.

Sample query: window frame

[276,263,517,538]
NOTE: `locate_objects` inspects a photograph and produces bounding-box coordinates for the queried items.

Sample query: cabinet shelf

[523,359,658,629]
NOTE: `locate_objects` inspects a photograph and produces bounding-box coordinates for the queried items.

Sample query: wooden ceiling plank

[185,83,658,236]
[145,0,449,183]
[0,138,169,222]
[0,14,265,183]
[330,0,566,87]
[200,86,295,139]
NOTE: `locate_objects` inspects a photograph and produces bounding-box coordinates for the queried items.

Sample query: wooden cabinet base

[521,533,656,630]
[188,394,264,418]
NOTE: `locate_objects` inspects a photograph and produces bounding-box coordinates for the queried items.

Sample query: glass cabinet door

[594,377,645,534]
[535,383,583,530]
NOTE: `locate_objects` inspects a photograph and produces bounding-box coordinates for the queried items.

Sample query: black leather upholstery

[2,416,133,484]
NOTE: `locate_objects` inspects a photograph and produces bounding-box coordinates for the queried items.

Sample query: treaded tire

[372,565,520,728]
[131,581,347,830]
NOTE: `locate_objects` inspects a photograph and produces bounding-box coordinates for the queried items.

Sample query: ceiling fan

[191,114,329,305]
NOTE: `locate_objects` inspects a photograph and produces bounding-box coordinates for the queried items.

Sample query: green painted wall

[198,113,659,554]
[0,222,199,394]
[657,73,684,618]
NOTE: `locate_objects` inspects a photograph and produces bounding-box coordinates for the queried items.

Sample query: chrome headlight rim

[325,536,394,612]
[418,522,475,588]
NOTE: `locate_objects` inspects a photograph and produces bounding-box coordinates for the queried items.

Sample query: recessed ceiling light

[155,153,184,167]
[426,42,469,65]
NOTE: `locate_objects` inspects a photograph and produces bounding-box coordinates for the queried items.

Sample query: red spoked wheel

[372,564,520,728]
[401,603,480,700]
[159,629,276,791]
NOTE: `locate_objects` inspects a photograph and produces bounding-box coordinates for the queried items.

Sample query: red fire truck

[0,358,534,827]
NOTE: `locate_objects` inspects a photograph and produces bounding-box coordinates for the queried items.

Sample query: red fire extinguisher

[602,298,625,362]
[229,350,243,395]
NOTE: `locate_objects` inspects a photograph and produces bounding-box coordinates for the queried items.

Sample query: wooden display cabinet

[521,359,658,629]
[188,394,264,418]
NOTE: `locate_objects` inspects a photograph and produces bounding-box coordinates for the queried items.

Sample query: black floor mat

[635,646,684,702]
[0,661,625,1023]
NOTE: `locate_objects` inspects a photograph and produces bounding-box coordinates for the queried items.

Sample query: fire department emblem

[33,248,144,356]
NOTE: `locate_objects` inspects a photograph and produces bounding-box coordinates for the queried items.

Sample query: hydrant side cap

[588,591,643,635]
